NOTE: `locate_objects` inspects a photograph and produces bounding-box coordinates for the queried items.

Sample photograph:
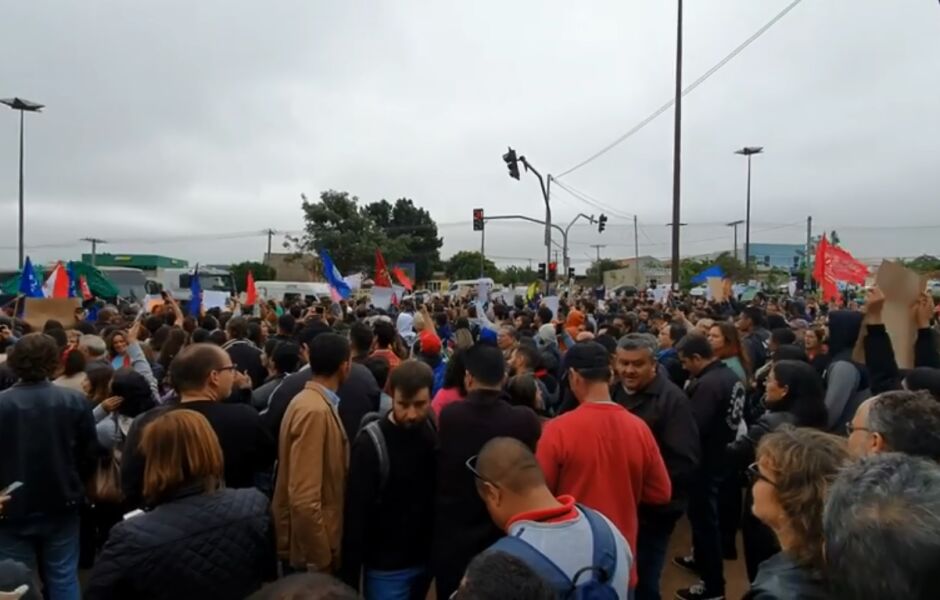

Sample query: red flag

[79,276,93,301]
[374,250,392,287]
[391,266,413,291]
[43,262,71,299]
[813,233,868,302]
[246,271,258,306]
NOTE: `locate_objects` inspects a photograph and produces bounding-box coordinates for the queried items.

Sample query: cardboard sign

[707,277,727,302]
[874,260,925,369]
[23,298,82,330]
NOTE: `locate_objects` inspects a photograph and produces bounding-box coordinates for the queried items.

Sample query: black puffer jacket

[742,552,830,600]
[84,487,276,600]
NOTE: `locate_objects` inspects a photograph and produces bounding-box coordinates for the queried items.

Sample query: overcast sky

[2,0,939,272]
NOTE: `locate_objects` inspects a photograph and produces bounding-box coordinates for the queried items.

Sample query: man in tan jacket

[273,332,351,572]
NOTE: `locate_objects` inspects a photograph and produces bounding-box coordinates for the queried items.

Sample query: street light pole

[2,97,44,269]
[735,146,764,277]
[670,0,684,288]
[726,220,744,261]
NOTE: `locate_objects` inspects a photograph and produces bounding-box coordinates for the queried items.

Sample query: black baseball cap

[563,341,611,375]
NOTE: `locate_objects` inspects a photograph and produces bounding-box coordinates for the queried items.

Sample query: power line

[556,0,805,178]
[552,180,635,221]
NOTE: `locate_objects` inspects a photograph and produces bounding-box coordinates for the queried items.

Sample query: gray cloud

[1,0,939,271]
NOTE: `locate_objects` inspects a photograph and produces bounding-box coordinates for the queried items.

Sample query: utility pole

[505,148,553,294]
[735,146,764,276]
[665,222,687,275]
[727,220,744,262]
[670,0,684,289]
[634,216,641,287]
[805,215,813,289]
[590,244,606,263]
[264,229,277,265]
[480,223,486,278]
[81,238,107,266]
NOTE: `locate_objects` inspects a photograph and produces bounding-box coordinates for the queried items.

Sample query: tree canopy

[444,251,500,281]
[291,191,442,280]
[230,261,276,292]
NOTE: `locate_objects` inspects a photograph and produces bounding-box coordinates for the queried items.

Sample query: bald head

[477,437,545,495]
[170,343,231,393]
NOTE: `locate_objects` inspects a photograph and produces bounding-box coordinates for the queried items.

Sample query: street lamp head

[0,97,44,112]
[726,220,745,226]
[735,146,763,156]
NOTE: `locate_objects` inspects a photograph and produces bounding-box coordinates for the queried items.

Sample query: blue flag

[66,262,79,298]
[18,257,44,298]
[189,265,203,317]
[691,265,725,285]
[318,250,351,299]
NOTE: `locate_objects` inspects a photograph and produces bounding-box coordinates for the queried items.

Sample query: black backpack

[356,411,437,493]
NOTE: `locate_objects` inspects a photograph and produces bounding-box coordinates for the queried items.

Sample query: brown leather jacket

[272,382,349,571]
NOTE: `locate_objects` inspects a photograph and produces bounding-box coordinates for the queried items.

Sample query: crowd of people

[1,284,940,600]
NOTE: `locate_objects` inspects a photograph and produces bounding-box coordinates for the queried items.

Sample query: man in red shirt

[536,341,671,592]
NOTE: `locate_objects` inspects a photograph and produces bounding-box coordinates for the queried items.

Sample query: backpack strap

[576,505,617,585]
[490,535,573,595]
[363,421,390,492]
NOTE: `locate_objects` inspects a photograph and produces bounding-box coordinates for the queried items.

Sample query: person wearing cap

[535,341,671,594]
[416,330,446,396]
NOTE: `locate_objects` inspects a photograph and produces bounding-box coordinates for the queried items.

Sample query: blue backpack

[491,505,619,600]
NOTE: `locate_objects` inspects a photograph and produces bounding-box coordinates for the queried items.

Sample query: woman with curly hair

[743,426,849,599]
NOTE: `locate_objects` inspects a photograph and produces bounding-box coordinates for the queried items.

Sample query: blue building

[746,243,805,271]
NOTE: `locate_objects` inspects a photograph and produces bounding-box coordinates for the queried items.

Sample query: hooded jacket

[823,311,870,433]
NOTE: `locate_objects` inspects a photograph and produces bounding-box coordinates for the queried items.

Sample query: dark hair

[742,306,766,328]
[827,310,863,359]
[191,328,210,344]
[8,333,60,382]
[506,374,539,411]
[200,315,219,331]
[62,347,87,377]
[226,316,249,340]
[665,322,687,345]
[170,344,229,393]
[363,356,391,390]
[277,313,296,335]
[145,315,165,337]
[676,333,714,360]
[389,359,434,399]
[768,360,828,428]
[42,319,64,333]
[773,344,808,363]
[867,390,940,460]
[297,322,330,352]
[373,320,397,348]
[272,342,301,375]
[158,328,188,371]
[308,333,350,376]
[771,327,797,346]
[904,367,940,402]
[75,321,96,335]
[460,550,557,600]
[110,368,155,418]
[824,453,940,600]
[85,363,115,403]
[464,343,506,387]
[208,330,228,346]
[512,344,541,371]
[46,327,69,350]
[246,322,264,347]
[443,349,468,395]
[349,321,374,354]
[149,324,171,353]
[246,573,358,600]
[536,306,554,326]
[712,321,751,377]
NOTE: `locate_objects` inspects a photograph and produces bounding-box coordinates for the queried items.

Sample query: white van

[254,281,332,304]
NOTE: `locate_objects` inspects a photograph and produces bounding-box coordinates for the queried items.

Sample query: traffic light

[503,147,520,180]
[568,267,576,279]
[537,262,546,280]
[598,214,608,233]
[473,208,484,231]
[548,261,558,282]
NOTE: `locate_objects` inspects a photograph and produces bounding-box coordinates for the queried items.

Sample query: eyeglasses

[746,463,777,487]
[465,455,496,487]
[845,422,871,436]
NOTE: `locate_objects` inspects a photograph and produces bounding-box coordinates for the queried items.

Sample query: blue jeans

[364,566,430,600]
[688,475,724,596]
[635,510,682,600]
[0,514,81,600]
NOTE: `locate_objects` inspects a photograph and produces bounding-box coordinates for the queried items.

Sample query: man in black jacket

[263,324,381,445]
[224,316,268,390]
[673,334,746,600]
[0,333,97,600]
[432,343,541,599]
[737,306,769,373]
[612,333,700,600]
[340,360,437,598]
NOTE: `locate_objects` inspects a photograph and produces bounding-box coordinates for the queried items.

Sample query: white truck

[149,267,237,302]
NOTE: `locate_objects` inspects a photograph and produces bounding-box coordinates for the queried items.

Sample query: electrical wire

[556,0,805,178]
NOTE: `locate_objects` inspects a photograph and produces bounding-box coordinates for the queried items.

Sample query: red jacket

[536,401,671,587]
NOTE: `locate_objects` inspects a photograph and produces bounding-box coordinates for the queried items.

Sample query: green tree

[902,255,940,274]
[500,265,539,285]
[444,251,501,281]
[290,190,408,273]
[678,252,746,290]
[586,259,620,285]
[365,198,443,283]
[230,261,276,293]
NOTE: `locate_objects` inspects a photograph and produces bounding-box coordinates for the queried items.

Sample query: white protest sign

[371,286,394,310]
[202,291,230,311]
[542,296,560,319]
